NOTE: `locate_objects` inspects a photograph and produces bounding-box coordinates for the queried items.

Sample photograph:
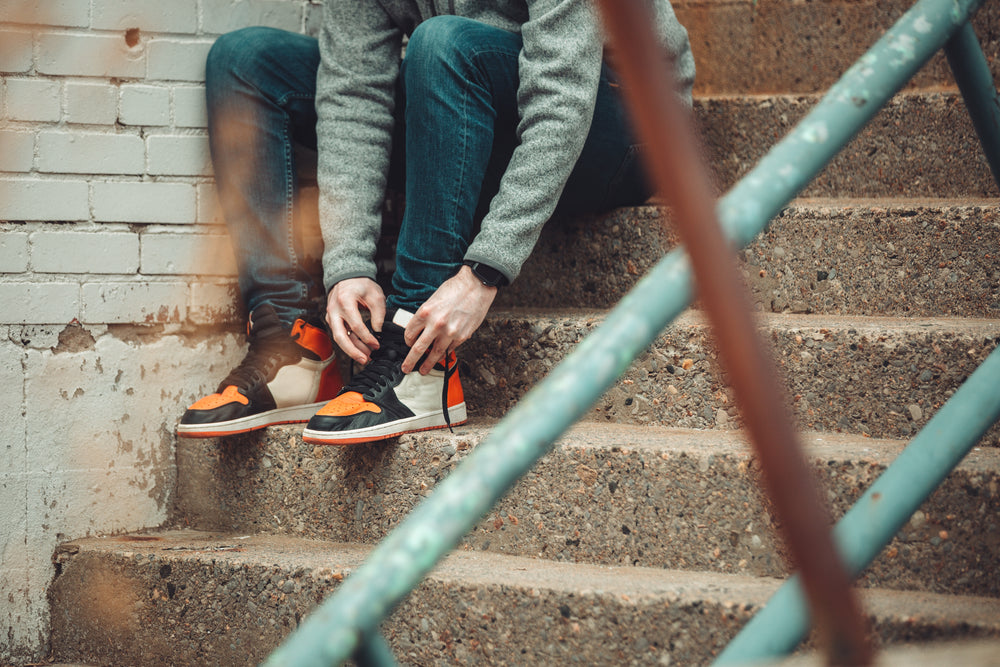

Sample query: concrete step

[673,0,1000,96]
[48,530,1000,667]
[461,310,999,440]
[776,639,1000,667]
[501,199,1000,317]
[172,421,1000,599]
[696,92,999,199]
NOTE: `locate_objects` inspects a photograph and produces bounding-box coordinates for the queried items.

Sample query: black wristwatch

[463,260,508,287]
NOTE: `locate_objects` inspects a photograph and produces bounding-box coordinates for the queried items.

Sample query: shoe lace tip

[442,353,456,433]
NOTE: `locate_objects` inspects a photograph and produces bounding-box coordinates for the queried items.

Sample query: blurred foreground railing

[266,0,998,664]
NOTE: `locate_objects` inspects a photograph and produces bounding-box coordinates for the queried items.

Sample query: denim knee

[206,26,292,95]
[404,16,518,98]
[405,16,497,75]
[408,15,476,59]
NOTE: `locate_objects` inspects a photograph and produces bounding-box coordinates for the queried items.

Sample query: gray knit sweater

[316,0,694,290]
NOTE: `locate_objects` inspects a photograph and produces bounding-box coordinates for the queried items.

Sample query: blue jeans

[206,17,650,324]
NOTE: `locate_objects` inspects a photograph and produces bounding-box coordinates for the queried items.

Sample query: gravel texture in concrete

[172,421,1000,598]
[460,310,999,440]
[672,0,999,96]
[743,200,1000,319]
[698,93,999,199]
[776,639,1000,666]
[49,531,1000,667]
[500,201,1000,317]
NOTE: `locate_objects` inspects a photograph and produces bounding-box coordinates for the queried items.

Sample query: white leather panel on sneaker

[268,357,330,408]
[394,368,445,415]
[392,309,414,327]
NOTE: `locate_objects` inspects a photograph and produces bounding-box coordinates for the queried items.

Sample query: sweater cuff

[323,267,377,293]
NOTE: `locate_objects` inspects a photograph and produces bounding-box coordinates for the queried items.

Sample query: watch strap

[463,260,507,287]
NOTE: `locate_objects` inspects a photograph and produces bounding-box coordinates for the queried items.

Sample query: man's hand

[403,265,498,375]
[326,277,386,365]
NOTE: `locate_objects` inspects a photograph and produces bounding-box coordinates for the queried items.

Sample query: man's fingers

[419,341,448,375]
[403,311,425,348]
[326,278,386,357]
[336,299,370,343]
[369,297,386,334]
[330,318,369,365]
[401,335,428,374]
[402,328,454,375]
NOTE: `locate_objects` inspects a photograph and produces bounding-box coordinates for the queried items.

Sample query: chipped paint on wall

[0,324,245,663]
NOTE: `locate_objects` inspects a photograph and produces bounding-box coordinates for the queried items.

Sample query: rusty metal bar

[716,345,1000,664]
[593,1,872,664]
[267,0,986,664]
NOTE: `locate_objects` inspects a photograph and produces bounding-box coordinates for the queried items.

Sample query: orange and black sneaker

[177,305,343,438]
[302,309,467,445]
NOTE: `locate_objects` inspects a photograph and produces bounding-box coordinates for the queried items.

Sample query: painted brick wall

[0,2,322,663]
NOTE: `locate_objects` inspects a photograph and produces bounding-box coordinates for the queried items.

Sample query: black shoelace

[344,329,408,398]
[440,352,457,432]
[347,326,456,432]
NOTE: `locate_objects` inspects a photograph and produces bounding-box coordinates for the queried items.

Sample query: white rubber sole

[302,402,468,446]
[176,401,329,438]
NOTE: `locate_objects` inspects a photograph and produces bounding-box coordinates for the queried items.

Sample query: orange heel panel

[316,391,382,417]
[188,385,248,410]
[292,319,334,359]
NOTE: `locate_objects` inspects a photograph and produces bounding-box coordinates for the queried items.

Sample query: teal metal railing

[598,0,871,659]
[266,0,999,664]
[714,344,1000,665]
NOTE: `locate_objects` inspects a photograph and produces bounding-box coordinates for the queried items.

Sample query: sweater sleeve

[315,1,403,291]
[462,0,604,283]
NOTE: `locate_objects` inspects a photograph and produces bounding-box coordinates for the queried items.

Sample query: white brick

[0,30,33,73]
[146,39,212,82]
[0,282,80,324]
[146,134,211,176]
[93,181,196,223]
[173,85,207,128]
[201,0,304,35]
[38,33,145,79]
[0,463,27,519]
[37,130,145,175]
[81,281,187,323]
[140,232,237,275]
[189,281,240,324]
[0,339,26,475]
[0,561,46,664]
[0,232,29,272]
[196,183,224,223]
[0,540,29,607]
[4,78,61,122]
[0,131,34,172]
[304,3,324,37]
[119,84,169,126]
[92,0,198,33]
[65,82,119,125]
[0,0,89,28]
[31,231,139,274]
[30,469,163,536]
[0,178,89,221]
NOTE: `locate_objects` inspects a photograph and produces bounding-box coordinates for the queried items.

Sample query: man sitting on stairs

[177,1,695,444]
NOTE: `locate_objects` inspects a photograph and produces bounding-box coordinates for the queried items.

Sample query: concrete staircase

[47,1,1000,665]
